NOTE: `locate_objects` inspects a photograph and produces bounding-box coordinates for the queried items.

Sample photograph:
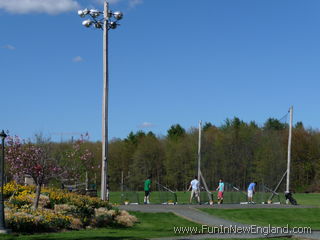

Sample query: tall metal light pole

[286,106,293,204]
[0,130,10,234]
[101,0,109,201]
[78,1,123,201]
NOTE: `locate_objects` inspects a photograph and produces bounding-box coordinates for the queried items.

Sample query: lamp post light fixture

[78,1,123,201]
[0,130,10,234]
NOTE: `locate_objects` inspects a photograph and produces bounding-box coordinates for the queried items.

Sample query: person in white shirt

[187,176,200,204]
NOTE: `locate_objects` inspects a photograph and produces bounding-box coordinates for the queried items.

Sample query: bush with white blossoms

[115,210,138,227]
[92,208,137,228]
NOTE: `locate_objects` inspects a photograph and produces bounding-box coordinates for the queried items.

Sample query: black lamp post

[0,130,10,234]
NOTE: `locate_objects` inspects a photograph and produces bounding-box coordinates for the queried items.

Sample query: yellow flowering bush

[41,188,111,209]
[3,182,35,199]
[10,190,33,208]
[3,182,138,233]
[5,208,72,233]
[42,188,71,205]
[8,190,50,209]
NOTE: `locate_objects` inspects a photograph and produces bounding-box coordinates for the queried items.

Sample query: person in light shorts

[247,181,257,203]
[188,176,200,204]
[216,178,224,204]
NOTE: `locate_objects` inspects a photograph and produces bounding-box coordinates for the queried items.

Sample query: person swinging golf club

[188,176,200,204]
[247,181,257,204]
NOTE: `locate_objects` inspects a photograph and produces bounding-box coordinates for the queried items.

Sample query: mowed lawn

[293,193,320,206]
[2,193,319,240]
[109,191,320,206]
[1,211,201,240]
[0,211,304,240]
[204,239,299,240]
[201,208,320,230]
[110,191,250,204]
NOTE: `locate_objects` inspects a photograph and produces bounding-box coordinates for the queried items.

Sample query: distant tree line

[107,117,320,193]
[5,117,320,193]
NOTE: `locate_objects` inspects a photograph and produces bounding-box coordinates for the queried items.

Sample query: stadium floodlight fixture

[113,11,123,20]
[82,19,93,27]
[77,1,124,201]
[78,4,123,31]
[109,21,117,29]
[78,8,90,17]
[95,22,103,29]
[78,10,85,17]
[83,8,90,15]
[89,9,101,18]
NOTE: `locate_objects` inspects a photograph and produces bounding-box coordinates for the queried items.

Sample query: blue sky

[1,0,320,142]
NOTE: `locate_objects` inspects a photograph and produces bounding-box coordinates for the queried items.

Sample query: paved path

[119,204,320,240]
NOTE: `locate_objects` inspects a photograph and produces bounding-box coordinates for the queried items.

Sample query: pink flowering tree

[63,134,96,186]
[5,135,61,209]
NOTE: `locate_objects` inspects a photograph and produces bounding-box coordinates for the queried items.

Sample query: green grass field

[204,239,298,240]
[1,211,201,240]
[2,208,313,240]
[293,193,320,206]
[2,193,319,240]
[201,208,320,229]
[110,191,250,204]
[109,191,320,206]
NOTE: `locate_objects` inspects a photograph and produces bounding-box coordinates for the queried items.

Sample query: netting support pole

[200,170,213,201]
[286,106,293,204]
[85,171,89,191]
[197,120,213,203]
[269,170,287,201]
[121,170,124,192]
[198,120,202,183]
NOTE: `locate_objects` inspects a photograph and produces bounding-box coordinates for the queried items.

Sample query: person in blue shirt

[247,182,257,203]
[216,179,225,204]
